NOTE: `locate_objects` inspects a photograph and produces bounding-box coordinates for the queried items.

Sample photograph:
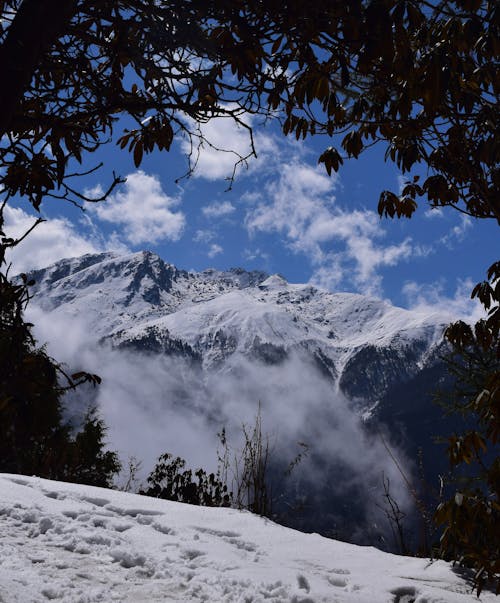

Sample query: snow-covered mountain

[27,250,448,404]
[25,251,457,546]
[1,474,489,603]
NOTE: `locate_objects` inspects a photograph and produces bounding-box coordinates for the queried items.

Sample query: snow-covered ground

[0,474,492,603]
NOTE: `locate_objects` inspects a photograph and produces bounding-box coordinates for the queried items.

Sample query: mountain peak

[26,250,447,366]
[258,274,288,290]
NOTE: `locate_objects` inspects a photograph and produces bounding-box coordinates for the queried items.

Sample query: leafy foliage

[0,1,497,217]
[434,266,500,595]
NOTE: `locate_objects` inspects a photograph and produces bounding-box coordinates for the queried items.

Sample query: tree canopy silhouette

[0,1,497,224]
[434,329,500,595]
[0,0,498,584]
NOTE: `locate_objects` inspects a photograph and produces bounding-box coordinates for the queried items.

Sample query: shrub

[141,453,231,507]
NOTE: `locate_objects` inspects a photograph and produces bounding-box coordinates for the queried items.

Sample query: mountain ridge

[26,250,448,402]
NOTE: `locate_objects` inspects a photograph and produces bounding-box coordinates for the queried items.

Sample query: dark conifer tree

[0,271,120,486]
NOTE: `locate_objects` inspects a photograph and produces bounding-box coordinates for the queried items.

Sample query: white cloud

[92,171,185,245]
[424,207,444,219]
[243,247,270,263]
[2,170,189,275]
[240,190,264,205]
[202,201,236,219]
[439,215,472,247]
[245,161,418,296]
[397,174,407,195]
[179,110,280,181]
[193,229,215,243]
[207,243,223,258]
[192,230,223,259]
[308,261,344,292]
[2,206,104,273]
[402,278,485,322]
[180,115,255,180]
[246,162,335,261]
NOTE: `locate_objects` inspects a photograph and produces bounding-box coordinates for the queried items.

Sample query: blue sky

[5,113,498,315]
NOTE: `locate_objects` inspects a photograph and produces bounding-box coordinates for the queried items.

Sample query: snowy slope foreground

[0,474,489,603]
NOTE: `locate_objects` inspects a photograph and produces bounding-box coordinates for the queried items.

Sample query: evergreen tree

[0,270,120,486]
[64,408,122,488]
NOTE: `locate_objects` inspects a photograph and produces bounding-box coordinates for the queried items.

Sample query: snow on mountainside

[26,250,448,400]
[0,474,491,603]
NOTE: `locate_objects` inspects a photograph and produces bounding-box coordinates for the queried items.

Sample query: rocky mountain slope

[28,250,448,406]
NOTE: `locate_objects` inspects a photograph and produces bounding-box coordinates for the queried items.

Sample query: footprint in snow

[7,477,30,486]
[80,495,110,507]
[181,548,205,561]
[39,517,54,534]
[42,490,63,500]
[297,574,311,592]
[193,526,258,554]
[90,517,108,528]
[104,504,163,518]
[109,548,147,569]
[111,521,134,533]
[391,585,418,603]
[327,575,348,588]
[151,521,176,535]
[194,526,241,539]
[327,568,350,588]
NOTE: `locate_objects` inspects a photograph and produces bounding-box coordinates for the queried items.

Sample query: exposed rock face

[27,250,447,394]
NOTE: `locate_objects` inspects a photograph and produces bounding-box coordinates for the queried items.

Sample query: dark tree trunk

[0,0,79,137]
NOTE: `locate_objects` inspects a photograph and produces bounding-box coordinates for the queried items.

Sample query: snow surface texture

[0,474,490,603]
